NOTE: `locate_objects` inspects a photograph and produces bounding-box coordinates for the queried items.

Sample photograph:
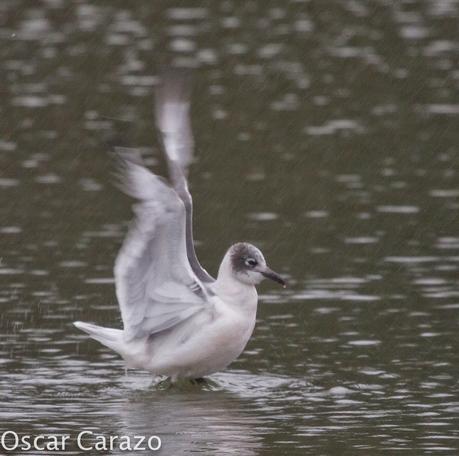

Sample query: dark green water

[1,1,459,454]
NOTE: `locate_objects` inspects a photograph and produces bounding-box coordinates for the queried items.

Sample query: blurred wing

[155,70,215,283]
[114,158,212,341]
[155,70,193,173]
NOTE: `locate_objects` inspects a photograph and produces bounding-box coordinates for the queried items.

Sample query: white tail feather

[74,321,124,355]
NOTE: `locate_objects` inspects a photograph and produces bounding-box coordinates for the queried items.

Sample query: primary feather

[154,70,214,283]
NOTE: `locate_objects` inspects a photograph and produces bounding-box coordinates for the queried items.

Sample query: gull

[74,71,286,381]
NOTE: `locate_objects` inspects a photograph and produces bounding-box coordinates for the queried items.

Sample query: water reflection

[118,384,264,456]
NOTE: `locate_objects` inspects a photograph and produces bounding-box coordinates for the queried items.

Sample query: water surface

[1,0,459,454]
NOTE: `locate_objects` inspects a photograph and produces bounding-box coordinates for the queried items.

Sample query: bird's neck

[213,255,258,313]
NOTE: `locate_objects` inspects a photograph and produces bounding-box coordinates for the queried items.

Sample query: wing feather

[114,158,211,341]
[155,70,215,283]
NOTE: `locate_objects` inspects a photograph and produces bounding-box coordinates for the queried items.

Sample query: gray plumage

[154,70,214,283]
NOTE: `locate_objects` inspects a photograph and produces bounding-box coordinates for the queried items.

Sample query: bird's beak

[260,267,286,288]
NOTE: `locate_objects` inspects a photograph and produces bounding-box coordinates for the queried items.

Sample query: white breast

[134,286,257,379]
[122,265,259,379]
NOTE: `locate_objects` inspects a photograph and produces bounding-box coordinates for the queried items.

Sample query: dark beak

[261,267,286,288]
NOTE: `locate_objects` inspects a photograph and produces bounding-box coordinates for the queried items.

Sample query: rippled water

[1,0,459,454]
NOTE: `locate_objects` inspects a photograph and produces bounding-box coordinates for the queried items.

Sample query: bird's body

[75,247,260,381]
[126,286,257,379]
[74,71,285,381]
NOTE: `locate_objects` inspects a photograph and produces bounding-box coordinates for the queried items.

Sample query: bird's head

[226,242,286,287]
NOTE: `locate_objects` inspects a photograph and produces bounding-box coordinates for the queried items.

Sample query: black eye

[245,258,258,267]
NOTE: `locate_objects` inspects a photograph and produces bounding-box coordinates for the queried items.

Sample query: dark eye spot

[245,258,258,268]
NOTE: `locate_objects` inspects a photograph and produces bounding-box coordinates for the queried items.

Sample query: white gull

[74,71,285,381]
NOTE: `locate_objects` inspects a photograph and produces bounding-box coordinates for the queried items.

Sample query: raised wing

[114,157,212,341]
[155,70,215,283]
[155,70,194,174]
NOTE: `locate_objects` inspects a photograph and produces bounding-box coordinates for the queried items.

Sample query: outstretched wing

[155,70,215,283]
[114,157,213,341]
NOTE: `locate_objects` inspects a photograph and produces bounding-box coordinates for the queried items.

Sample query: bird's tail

[74,321,124,355]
